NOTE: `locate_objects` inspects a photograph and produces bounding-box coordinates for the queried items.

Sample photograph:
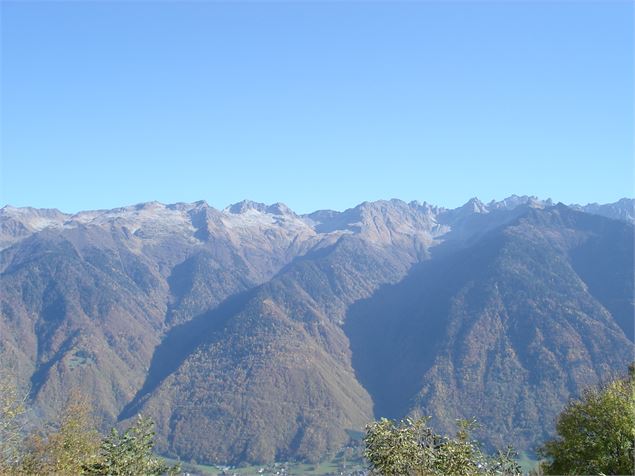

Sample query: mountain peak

[461,197,488,213]
[224,200,296,217]
[226,200,269,214]
[266,202,295,216]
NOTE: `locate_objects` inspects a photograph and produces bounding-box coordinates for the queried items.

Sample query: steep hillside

[0,197,632,464]
[0,201,324,425]
[345,205,634,452]
[0,227,168,422]
[121,200,449,464]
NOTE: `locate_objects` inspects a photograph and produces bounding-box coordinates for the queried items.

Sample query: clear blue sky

[1,1,633,213]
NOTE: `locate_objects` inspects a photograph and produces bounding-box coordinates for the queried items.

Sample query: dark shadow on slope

[276,239,341,273]
[342,204,544,419]
[30,331,80,400]
[346,205,635,421]
[568,214,635,341]
[343,205,546,420]
[135,239,341,415]
[164,251,254,327]
[119,287,257,420]
[344,227,506,420]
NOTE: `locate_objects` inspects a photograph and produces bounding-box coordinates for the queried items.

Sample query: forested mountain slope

[0,197,632,464]
[346,205,633,452]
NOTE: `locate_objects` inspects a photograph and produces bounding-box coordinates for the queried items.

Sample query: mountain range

[1,195,633,464]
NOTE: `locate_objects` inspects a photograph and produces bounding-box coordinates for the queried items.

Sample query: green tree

[364,417,437,475]
[539,364,635,475]
[85,415,180,476]
[363,416,520,476]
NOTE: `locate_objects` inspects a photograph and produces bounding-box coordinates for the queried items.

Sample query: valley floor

[163,451,540,476]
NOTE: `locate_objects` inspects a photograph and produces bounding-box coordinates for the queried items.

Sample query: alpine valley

[1,196,633,465]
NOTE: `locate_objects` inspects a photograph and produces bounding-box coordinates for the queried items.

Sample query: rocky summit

[1,196,633,464]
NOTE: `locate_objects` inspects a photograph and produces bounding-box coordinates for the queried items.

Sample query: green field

[163,450,366,476]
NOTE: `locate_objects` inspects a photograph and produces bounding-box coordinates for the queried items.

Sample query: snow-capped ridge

[2,197,632,251]
[487,195,553,211]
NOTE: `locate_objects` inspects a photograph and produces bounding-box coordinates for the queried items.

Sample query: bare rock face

[572,197,635,223]
[0,197,632,464]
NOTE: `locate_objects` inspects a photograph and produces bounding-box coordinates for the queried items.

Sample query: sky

[1,1,633,214]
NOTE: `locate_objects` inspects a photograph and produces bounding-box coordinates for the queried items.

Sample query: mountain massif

[1,196,633,464]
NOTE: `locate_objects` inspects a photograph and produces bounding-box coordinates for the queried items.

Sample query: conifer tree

[85,415,180,476]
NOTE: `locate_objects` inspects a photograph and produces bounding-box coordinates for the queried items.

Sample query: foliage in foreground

[539,364,635,476]
[5,365,635,475]
[364,416,521,476]
[0,379,179,475]
[20,392,101,474]
[0,375,27,473]
[85,415,179,476]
